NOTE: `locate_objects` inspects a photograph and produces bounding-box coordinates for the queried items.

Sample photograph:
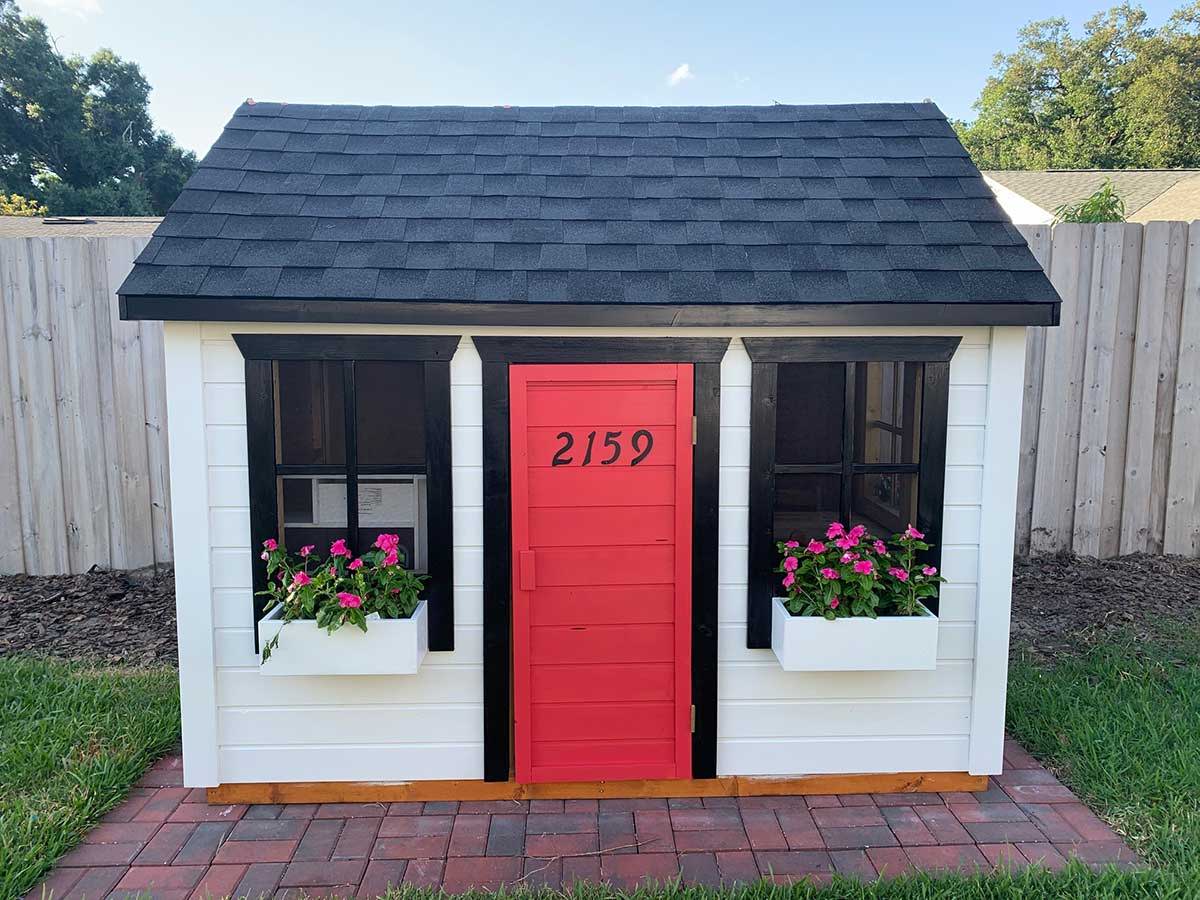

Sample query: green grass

[0,655,181,900]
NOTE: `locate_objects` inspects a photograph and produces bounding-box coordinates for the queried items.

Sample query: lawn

[0,656,180,899]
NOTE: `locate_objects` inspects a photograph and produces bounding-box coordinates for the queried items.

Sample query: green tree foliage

[0,0,195,215]
[957,2,1200,169]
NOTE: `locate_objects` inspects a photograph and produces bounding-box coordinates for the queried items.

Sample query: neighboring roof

[1133,176,1200,222]
[0,215,161,237]
[983,169,1200,221]
[119,102,1059,326]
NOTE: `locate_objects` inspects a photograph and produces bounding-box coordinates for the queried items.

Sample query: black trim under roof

[122,297,1058,327]
[118,102,1062,325]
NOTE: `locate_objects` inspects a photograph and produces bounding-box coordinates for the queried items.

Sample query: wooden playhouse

[118,101,1059,802]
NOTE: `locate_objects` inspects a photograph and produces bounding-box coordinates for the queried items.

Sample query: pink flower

[782,571,795,588]
[904,524,925,540]
[830,597,840,609]
[840,551,859,563]
[889,566,910,582]
[330,538,351,557]
[784,540,799,549]
[783,556,799,572]
[260,551,270,560]
[835,536,856,550]
[328,565,337,577]
[922,565,938,577]
[848,524,866,540]
[805,539,826,554]
[873,540,888,555]
[374,533,401,553]
[383,549,399,567]
[337,592,363,609]
[819,567,839,580]
[853,559,875,576]
[299,544,315,557]
[292,571,311,587]
[825,522,845,539]
[348,558,363,570]
[262,538,278,551]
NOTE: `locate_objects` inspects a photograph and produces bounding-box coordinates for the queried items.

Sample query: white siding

[172,322,1017,786]
[716,330,996,776]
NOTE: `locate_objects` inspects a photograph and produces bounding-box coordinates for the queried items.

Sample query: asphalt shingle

[119,101,1059,311]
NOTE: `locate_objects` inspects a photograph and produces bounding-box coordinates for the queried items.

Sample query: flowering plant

[776,522,944,620]
[258,533,426,661]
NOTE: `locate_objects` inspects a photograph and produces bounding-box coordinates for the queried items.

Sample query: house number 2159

[551,429,654,467]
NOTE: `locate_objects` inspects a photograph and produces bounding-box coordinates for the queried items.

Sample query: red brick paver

[25,738,1141,898]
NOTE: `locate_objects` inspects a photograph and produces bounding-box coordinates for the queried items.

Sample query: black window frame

[743,336,960,648]
[234,334,459,651]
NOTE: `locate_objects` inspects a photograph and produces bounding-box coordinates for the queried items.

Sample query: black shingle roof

[119,102,1059,320]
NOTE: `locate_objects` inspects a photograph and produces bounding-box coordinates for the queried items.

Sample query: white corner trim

[982,176,1054,226]
[969,326,1027,774]
[164,322,220,786]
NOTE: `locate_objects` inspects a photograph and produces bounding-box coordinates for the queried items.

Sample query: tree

[0,0,196,215]
[956,3,1200,169]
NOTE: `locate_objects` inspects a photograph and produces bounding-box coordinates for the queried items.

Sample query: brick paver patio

[27,739,1139,898]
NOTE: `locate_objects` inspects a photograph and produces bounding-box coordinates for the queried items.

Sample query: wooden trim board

[208,772,987,804]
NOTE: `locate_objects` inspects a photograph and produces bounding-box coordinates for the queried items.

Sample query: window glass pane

[356,361,426,467]
[276,361,346,466]
[357,476,427,572]
[851,472,918,538]
[855,362,922,466]
[773,474,841,543]
[279,474,349,554]
[776,363,844,465]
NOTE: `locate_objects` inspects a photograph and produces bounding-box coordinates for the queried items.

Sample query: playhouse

[119,102,1059,802]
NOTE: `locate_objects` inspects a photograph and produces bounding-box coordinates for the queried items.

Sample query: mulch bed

[0,566,177,665]
[1,554,1198,666]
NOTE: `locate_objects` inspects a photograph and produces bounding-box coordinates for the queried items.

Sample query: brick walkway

[27,739,1139,899]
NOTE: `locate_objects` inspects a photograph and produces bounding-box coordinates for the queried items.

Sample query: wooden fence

[0,235,167,575]
[1016,221,1200,558]
[1,224,1197,573]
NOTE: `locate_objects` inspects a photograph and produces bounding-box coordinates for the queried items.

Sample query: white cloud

[667,63,694,87]
[27,0,102,18]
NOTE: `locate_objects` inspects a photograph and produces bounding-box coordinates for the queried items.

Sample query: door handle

[519,550,536,590]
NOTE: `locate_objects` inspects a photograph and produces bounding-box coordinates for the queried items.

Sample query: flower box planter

[771,597,937,671]
[258,601,428,676]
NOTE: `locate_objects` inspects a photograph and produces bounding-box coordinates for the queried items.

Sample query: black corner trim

[481,361,512,782]
[233,333,459,361]
[122,296,1060,328]
[691,363,721,777]
[473,336,731,364]
[743,336,962,363]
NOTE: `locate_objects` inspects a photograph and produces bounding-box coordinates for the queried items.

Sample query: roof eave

[119,295,1060,328]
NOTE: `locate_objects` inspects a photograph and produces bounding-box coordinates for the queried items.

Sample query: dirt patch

[0,567,177,665]
[1011,553,1200,659]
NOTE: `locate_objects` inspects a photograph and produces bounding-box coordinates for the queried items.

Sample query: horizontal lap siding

[716,330,990,776]
[199,330,484,783]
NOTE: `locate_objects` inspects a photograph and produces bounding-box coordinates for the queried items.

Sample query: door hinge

[690,704,696,733]
[692,415,698,445]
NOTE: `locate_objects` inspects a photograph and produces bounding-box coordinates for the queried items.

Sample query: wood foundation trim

[207,772,987,804]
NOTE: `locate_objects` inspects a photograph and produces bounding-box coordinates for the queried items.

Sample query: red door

[510,364,693,783]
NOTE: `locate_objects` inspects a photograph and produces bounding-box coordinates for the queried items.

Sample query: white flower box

[257,601,428,676]
[771,597,938,671]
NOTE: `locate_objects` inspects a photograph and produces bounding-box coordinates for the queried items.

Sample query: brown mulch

[1,554,1198,666]
[0,566,177,665]
[1011,553,1200,659]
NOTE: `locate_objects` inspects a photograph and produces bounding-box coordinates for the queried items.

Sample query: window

[235,335,459,650]
[743,337,959,648]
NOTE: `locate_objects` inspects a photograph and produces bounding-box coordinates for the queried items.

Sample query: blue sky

[24,0,1185,155]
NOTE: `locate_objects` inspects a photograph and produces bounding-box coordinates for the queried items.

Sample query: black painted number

[548,428,654,466]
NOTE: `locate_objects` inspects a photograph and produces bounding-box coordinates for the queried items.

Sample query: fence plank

[1165,222,1200,555]
[1014,224,1051,555]
[0,244,26,573]
[1073,224,1139,557]
[1,239,69,574]
[1031,223,1092,554]
[1121,222,1187,554]
[139,309,173,566]
[49,238,112,571]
